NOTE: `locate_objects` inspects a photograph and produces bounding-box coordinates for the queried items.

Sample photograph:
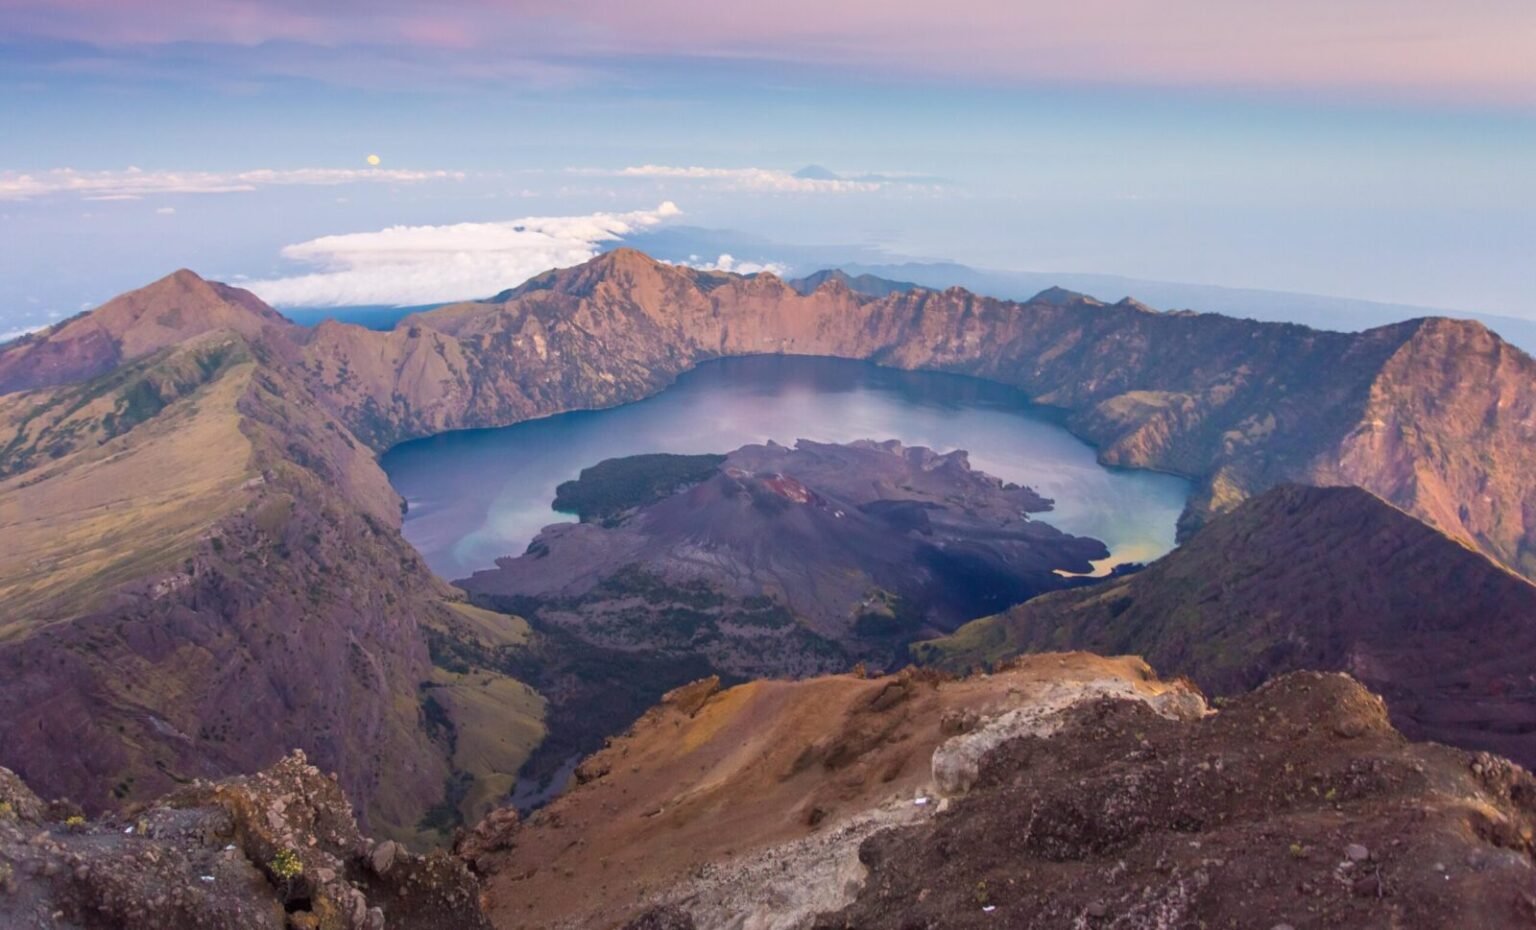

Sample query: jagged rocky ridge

[297,249,1536,578]
[3,250,1536,845]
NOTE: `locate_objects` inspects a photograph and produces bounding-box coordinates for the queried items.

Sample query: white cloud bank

[679,253,790,276]
[584,165,884,194]
[0,324,47,343]
[0,167,464,201]
[245,202,682,307]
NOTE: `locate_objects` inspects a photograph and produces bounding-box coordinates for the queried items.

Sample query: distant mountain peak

[1029,286,1100,307]
[792,164,841,181]
[790,268,921,298]
[1405,313,1497,344]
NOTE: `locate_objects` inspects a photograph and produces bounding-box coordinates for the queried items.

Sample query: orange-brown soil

[478,653,1201,929]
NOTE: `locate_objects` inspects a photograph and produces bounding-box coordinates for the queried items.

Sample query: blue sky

[2,2,1533,336]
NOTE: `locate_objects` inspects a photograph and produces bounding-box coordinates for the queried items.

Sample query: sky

[1,0,1533,337]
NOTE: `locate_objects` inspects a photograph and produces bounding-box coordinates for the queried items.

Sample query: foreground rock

[473,657,1536,930]
[817,672,1536,929]
[0,751,490,930]
[475,653,1206,929]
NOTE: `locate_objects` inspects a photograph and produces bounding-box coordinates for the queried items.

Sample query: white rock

[931,678,1207,797]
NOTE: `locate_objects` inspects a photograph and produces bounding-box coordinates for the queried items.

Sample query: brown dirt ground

[478,653,1193,929]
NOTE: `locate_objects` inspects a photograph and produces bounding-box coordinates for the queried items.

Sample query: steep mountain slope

[1321,318,1536,576]
[0,333,261,627]
[296,249,1536,580]
[916,484,1536,769]
[0,279,544,844]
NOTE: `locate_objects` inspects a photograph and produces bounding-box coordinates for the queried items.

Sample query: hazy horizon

[2,1,1532,336]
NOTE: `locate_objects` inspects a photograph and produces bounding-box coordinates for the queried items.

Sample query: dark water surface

[382,356,1191,581]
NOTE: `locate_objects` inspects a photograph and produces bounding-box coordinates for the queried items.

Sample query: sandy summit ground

[478,653,1203,929]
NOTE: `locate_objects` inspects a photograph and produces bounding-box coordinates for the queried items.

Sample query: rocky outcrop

[472,653,1202,929]
[452,806,520,876]
[916,484,1536,770]
[929,676,1208,796]
[473,658,1536,930]
[816,672,1536,930]
[0,751,490,930]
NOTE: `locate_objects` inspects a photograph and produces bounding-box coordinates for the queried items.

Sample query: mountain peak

[1405,314,1499,345]
[0,270,286,396]
[790,268,922,298]
[593,246,667,271]
[513,248,687,301]
[578,248,689,288]
[792,164,841,181]
[165,267,209,285]
[1029,286,1100,307]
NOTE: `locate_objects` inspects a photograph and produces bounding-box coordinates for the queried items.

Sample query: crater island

[460,438,1114,676]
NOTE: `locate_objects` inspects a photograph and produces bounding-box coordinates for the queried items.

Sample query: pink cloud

[2,0,1532,106]
[0,0,330,45]
[393,15,477,50]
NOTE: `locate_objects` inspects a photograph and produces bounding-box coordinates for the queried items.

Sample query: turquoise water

[382,356,1191,581]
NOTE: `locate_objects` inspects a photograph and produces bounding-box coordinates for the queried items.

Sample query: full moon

[366,154,381,166]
